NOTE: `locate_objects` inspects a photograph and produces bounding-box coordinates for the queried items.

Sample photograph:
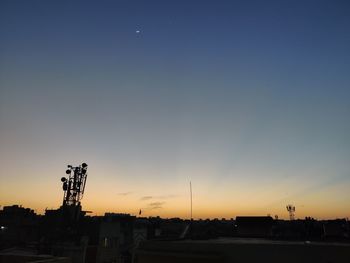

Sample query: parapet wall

[0,254,71,263]
[134,238,350,263]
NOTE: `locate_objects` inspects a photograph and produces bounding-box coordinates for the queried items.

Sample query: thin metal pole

[190,181,192,220]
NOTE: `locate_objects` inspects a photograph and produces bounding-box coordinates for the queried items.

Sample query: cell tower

[61,163,88,207]
[286,204,296,220]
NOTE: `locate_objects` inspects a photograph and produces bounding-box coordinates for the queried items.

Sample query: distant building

[323,219,349,239]
[235,216,274,237]
[0,205,39,246]
[96,213,135,263]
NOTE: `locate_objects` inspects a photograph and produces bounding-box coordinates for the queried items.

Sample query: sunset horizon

[1,0,350,222]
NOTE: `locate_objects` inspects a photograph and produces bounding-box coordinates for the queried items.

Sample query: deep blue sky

[1,0,350,218]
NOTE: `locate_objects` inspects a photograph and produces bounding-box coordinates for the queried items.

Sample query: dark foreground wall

[0,254,71,263]
[134,238,350,263]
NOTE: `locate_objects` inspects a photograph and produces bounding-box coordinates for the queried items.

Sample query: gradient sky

[1,0,350,219]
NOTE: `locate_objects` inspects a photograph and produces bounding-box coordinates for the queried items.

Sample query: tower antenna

[61,163,88,207]
[286,204,296,220]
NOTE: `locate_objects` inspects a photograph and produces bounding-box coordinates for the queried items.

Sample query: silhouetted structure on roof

[60,163,88,223]
[0,205,39,248]
[286,204,296,221]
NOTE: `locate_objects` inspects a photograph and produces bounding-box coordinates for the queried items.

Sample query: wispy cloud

[139,201,166,212]
[149,201,165,207]
[150,206,162,210]
[117,192,132,196]
[148,201,165,210]
[140,194,178,201]
[140,196,153,201]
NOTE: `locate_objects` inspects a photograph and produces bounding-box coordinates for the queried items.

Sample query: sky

[0,0,350,219]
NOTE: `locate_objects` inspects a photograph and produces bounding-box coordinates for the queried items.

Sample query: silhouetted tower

[286,204,296,220]
[61,163,88,207]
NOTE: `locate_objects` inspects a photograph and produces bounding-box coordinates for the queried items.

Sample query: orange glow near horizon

[1,166,349,220]
[1,199,348,220]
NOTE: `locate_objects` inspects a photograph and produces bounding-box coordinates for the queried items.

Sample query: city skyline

[1,0,350,219]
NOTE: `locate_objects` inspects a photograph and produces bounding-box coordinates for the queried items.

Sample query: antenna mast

[190,181,193,220]
[61,163,88,207]
[286,204,296,220]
